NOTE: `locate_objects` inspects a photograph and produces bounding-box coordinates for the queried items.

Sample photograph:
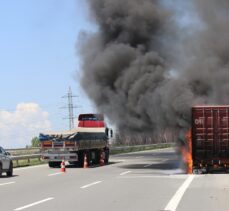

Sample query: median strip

[80,181,102,189]
[14,197,54,211]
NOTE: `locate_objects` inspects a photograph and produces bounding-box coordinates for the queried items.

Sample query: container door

[216,108,229,158]
[192,107,214,160]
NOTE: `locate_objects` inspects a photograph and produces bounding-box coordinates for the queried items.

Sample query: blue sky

[0,1,96,127]
[0,0,98,147]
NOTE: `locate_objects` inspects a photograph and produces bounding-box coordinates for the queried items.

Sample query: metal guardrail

[6,148,40,156]
[110,143,173,151]
[7,143,174,165]
[10,154,41,166]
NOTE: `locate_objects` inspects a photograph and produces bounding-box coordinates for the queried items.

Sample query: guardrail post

[16,159,19,166]
[28,158,30,164]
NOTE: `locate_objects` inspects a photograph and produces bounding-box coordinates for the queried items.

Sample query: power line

[60,87,80,130]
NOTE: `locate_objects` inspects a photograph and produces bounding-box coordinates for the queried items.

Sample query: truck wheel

[48,162,54,168]
[95,150,100,165]
[7,162,13,177]
[78,152,84,168]
[104,149,109,165]
[0,163,2,177]
[48,162,61,168]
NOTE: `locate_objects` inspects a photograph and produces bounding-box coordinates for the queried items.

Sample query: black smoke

[78,0,229,137]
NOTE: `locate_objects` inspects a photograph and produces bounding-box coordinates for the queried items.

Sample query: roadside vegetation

[13,158,46,168]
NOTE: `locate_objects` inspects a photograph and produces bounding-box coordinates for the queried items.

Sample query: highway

[0,148,228,211]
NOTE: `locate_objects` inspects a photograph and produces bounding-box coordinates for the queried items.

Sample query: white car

[0,147,13,177]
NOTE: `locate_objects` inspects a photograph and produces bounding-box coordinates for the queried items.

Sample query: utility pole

[61,87,79,130]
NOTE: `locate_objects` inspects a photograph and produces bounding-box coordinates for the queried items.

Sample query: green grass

[13,158,46,168]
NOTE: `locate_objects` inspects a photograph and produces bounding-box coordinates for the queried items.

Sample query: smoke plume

[79,0,229,136]
[182,0,229,104]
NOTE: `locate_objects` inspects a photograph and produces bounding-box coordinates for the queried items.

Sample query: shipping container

[192,106,229,172]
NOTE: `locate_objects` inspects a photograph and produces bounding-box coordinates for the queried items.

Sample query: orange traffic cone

[60,160,66,172]
[100,151,105,166]
[83,154,88,168]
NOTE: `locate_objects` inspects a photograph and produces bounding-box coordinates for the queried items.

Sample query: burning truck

[183,106,229,174]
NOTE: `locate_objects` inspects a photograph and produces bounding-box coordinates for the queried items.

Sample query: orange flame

[182,129,193,174]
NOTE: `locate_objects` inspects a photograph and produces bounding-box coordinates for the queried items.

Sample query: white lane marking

[80,181,102,189]
[0,181,15,186]
[14,164,47,171]
[114,159,126,162]
[144,163,153,168]
[14,197,54,211]
[48,172,63,177]
[135,156,144,158]
[120,171,132,176]
[164,175,195,211]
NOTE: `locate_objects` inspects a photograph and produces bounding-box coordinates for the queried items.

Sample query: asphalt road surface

[0,148,228,211]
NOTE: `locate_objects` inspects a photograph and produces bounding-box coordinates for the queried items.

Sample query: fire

[181,129,193,174]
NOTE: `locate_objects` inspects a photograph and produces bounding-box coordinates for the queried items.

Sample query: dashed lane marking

[0,182,15,186]
[48,172,63,177]
[14,197,54,211]
[80,181,102,189]
[144,163,154,168]
[120,171,132,176]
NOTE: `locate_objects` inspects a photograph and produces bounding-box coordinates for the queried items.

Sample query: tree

[31,137,40,147]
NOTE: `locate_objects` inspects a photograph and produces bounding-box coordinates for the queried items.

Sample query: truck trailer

[39,114,112,168]
[192,106,229,173]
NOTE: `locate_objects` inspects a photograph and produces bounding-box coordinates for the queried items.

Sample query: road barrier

[11,154,41,166]
[110,143,174,154]
[6,148,40,156]
[6,143,174,167]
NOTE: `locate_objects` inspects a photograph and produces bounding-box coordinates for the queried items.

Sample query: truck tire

[7,162,13,177]
[78,151,84,168]
[49,162,54,168]
[48,162,54,168]
[0,163,2,177]
[104,149,109,165]
[95,150,100,165]
[48,162,61,168]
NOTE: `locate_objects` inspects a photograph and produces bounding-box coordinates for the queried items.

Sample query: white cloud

[0,103,51,148]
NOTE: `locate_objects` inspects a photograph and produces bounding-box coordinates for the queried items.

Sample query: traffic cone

[83,154,88,168]
[60,160,66,172]
[100,151,105,166]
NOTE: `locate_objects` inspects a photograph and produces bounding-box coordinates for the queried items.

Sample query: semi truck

[191,105,229,173]
[39,114,112,168]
